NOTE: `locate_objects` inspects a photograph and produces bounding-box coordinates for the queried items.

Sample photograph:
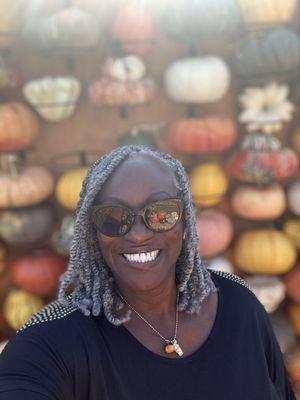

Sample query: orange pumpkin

[167,117,237,154]
[0,102,39,152]
[0,165,54,208]
[231,184,286,220]
[189,163,228,207]
[234,228,297,275]
[110,0,155,55]
[11,248,67,296]
[283,263,300,303]
[195,208,233,258]
[3,289,43,330]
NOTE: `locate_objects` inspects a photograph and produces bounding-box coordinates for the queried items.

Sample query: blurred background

[0,0,299,394]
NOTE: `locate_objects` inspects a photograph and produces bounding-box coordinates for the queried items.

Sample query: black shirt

[0,270,295,400]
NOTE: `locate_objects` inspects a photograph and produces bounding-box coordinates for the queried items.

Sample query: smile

[123,250,160,263]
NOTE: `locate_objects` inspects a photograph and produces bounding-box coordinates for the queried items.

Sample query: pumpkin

[189,163,228,207]
[55,167,88,210]
[103,55,146,82]
[51,214,74,256]
[110,1,155,55]
[239,0,297,27]
[234,228,297,275]
[287,180,300,216]
[283,219,300,250]
[283,263,300,303]
[233,28,300,79]
[3,289,43,330]
[164,57,230,104]
[11,248,66,296]
[206,256,234,274]
[0,0,22,48]
[245,276,285,313]
[162,0,241,43]
[269,311,295,354]
[287,303,300,336]
[0,204,53,245]
[22,6,100,51]
[0,59,21,88]
[231,184,286,220]
[88,78,155,106]
[167,117,237,154]
[239,82,294,134]
[0,164,54,208]
[195,208,233,258]
[226,134,298,184]
[292,126,300,155]
[23,76,81,122]
[0,102,39,152]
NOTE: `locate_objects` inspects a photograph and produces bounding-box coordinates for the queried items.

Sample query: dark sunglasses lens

[92,206,133,236]
[145,201,181,231]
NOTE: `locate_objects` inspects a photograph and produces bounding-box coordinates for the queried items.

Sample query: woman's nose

[125,215,154,242]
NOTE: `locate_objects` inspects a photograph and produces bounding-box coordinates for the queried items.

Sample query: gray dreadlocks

[58,145,217,325]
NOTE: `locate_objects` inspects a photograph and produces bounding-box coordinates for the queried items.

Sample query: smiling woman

[0,146,296,399]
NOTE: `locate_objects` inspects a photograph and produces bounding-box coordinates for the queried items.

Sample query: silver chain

[118,291,179,344]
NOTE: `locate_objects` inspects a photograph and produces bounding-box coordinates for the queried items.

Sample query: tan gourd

[234,228,296,275]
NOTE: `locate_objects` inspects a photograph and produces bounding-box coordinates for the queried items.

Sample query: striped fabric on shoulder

[17,298,77,333]
[209,269,252,291]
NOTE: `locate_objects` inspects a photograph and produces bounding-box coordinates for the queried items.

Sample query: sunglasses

[90,198,183,237]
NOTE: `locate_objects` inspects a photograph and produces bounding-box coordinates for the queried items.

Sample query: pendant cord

[117,290,179,344]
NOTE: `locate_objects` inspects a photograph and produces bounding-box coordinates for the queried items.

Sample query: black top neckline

[117,272,222,364]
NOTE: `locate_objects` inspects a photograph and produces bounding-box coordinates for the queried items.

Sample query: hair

[58,145,217,325]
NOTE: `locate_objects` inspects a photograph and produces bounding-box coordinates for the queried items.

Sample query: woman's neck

[116,277,178,319]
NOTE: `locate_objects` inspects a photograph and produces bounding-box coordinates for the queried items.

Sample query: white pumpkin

[22,6,100,50]
[239,82,294,134]
[164,57,230,103]
[206,256,234,274]
[0,340,8,354]
[103,55,146,82]
[23,76,81,122]
[245,276,285,313]
[287,180,300,216]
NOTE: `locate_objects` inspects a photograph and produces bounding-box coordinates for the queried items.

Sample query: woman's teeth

[123,250,160,263]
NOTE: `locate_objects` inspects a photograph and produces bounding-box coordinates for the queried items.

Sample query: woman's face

[95,155,184,293]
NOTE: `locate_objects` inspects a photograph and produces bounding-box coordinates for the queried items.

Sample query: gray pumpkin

[233,28,300,79]
[0,204,53,245]
[51,214,74,256]
[162,0,241,43]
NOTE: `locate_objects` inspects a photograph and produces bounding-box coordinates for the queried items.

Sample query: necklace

[118,290,184,357]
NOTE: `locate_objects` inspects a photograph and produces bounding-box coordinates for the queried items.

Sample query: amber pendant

[164,340,184,357]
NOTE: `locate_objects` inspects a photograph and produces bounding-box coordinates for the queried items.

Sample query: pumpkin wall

[0,0,299,391]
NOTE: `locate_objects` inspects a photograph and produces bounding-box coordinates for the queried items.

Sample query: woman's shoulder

[208,268,260,309]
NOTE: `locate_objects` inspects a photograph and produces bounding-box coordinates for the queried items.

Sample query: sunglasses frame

[90,198,184,237]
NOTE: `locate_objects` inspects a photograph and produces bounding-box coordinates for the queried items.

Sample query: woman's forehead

[97,155,178,204]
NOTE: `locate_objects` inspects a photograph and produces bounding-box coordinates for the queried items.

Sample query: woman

[0,145,295,399]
